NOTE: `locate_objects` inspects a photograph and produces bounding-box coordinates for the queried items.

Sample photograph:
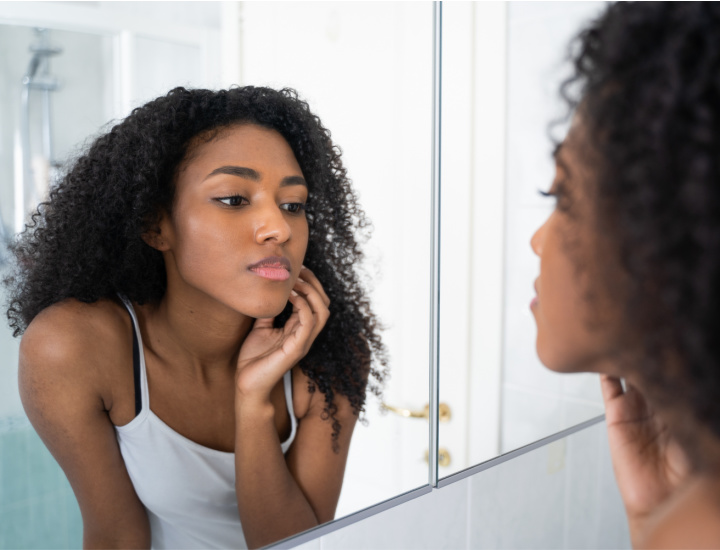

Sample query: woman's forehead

[179,124,300,176]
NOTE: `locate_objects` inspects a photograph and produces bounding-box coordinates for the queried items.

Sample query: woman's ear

[141,213,171,251]
[141,228,168,251]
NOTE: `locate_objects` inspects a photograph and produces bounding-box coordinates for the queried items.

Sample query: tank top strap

[118,295,150,417]
[281,370,298,453]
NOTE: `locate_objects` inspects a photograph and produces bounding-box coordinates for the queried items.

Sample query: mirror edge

[429,0,442,489]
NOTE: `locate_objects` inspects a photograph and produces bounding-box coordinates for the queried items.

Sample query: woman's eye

[216,195,248,207]
[281,202,307,214]
[538,186,572,212]
[538,189,556,199]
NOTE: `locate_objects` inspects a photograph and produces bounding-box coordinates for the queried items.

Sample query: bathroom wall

[289,420,630,549]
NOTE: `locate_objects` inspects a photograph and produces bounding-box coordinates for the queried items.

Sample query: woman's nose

[254,206,292,244]
[530,216,548,257]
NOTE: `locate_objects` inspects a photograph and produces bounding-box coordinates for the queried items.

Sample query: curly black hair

[561,2,720,468]
[6,86,388,446]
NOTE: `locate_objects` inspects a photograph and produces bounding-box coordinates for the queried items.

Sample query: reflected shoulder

[20,298,132,397]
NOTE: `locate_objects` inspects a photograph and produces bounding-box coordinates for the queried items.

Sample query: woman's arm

[233,267,356,548]
[19,303,151,549]
[235,382,357,548]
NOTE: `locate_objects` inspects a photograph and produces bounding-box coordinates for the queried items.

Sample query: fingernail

[291,290,298,296]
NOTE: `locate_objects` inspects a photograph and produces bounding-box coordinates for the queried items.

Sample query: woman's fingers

[600,374,624,403]
[236,281,324,399]
[285,290,315,352]
[292,279,330,339]
[600,374,653,427]
[299,266,331,307]
[239,268,331,380]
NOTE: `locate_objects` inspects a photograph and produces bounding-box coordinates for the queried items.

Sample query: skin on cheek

[532,120,628,375]
[534,228,585,369]
[532,203,613,373]
[173,207,229,276]
[160,124,312,319]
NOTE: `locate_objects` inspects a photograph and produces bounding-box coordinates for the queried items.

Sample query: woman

[8,86,386,549]
[531,3,720,547]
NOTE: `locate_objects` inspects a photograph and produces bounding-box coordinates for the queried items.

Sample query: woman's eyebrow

[205,165,260,181]
[280,175,307,188]
[204,165,306,187]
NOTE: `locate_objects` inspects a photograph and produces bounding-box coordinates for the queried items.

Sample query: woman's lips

[248,256,291,281]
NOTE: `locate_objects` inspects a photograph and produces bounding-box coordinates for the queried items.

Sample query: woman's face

[530,122,623,375]
[156,123,309,319]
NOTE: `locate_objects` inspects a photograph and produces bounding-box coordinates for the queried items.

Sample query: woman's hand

[600,374,689,547]
[235,266,330,404]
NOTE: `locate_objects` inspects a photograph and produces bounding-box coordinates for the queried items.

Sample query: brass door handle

[425,448,452,467]
[382,402,452,422]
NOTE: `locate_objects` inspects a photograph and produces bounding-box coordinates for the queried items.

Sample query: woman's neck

[137,289,255,381]
[641,473,720,549]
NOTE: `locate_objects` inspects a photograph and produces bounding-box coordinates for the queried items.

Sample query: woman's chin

[536,348,565,373]
[536,341,617,375]
[245,300,290,320]
[536,339,581,374]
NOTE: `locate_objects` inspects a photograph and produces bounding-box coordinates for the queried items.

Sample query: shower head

[29,46,63,56]
[23,28,62,86]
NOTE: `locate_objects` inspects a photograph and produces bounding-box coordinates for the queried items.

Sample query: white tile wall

[288,421,630,549]
[469,439,567,549]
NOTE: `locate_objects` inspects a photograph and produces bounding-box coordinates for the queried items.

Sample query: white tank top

[115,297,298,549]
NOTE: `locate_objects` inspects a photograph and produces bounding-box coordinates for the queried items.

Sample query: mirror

[0,2,433,546]
[438,1,609,479]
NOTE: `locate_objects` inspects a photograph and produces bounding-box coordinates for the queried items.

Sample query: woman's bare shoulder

[23,297,130,358]
[643,476,720,549]
[19,298,151,544]
[20,298,133,403]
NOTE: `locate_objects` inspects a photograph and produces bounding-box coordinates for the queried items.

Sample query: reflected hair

[5,86,388,447]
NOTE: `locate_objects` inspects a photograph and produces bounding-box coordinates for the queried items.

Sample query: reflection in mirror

[438,1,608,478]
[0,2,432,547]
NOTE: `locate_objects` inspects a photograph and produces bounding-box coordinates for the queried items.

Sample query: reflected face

[530,123,622,374]
[158,124,309,319]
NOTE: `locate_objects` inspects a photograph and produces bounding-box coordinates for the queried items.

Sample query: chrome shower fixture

[16,27,63,235]
[22,28,62,165]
